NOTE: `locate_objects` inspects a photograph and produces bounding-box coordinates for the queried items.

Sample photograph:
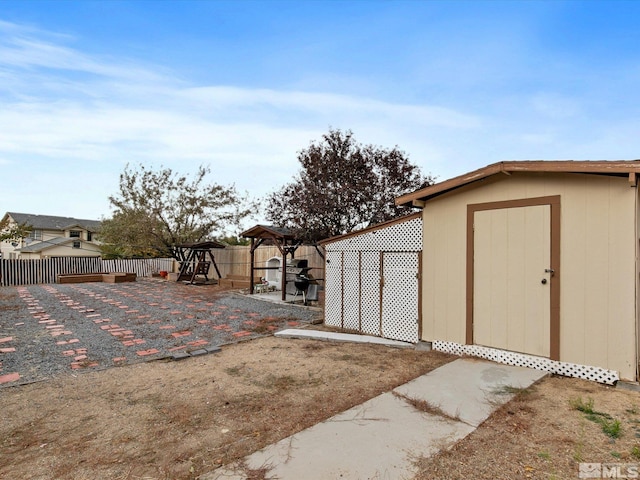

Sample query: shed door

[324,250,419,343]
[381,252,420,343]
[473,205,551,357]
[324,251,343,328]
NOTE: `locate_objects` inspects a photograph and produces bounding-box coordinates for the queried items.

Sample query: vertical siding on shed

[423,198,467,343]
[636,188,640,379]
[422,172,637,380]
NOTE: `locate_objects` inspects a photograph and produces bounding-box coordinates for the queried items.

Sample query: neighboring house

[323,160,640,384]
[0,212,102,259]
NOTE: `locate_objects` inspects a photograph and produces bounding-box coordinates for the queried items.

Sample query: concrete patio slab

[243,291,323,310]
[200,358,547,480]
[274,328,414,348]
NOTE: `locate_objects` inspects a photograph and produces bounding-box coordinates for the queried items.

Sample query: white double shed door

[325,250,420,343]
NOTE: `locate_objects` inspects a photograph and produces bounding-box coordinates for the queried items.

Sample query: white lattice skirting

[433,341,620,385]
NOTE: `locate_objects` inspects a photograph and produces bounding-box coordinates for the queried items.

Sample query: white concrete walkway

[200,358,546,480]
[274,328,414,348]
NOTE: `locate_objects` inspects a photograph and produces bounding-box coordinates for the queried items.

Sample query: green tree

[100,164,254,259]
[0,217,32,243]
[217,235,251,246]
[265,129,434,243]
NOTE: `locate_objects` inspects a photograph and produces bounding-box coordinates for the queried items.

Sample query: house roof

[18,237,78,253]
[395,160,640,207]
[6,212,101,231]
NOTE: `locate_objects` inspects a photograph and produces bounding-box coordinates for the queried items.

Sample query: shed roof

[5,212,101,231]
[396,160,640,207]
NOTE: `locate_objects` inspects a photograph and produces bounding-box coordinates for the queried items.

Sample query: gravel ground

[0,279,322,387]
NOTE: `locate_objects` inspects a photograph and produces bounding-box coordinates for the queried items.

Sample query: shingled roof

[17,237,75,253]
[5,212,101,231]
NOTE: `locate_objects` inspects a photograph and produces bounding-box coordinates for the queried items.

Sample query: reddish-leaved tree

[265,129,433,243]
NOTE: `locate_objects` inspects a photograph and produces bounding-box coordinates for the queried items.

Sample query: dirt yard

[3,283,640,480]
[415,375,640,480]
[0,335,454,480]
[5,336,640,480]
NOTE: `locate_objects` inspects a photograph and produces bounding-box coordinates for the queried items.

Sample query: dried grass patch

[414,375,640,480]
[0,336,453,480]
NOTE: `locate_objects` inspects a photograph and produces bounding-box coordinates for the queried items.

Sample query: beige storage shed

[396,160,640,384]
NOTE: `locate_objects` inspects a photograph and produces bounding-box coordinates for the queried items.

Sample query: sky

[1,0,639,227]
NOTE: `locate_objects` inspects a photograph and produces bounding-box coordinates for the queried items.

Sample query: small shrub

[601,419,622,439]
[571,397,621,439]
[570,397,595,414]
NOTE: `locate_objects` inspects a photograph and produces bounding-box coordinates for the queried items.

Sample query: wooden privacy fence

[102,258,174,278]
[0,257,174,287]
[212,245,325,280]
[0,247,325,287]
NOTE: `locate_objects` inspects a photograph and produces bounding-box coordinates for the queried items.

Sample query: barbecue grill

[285,259,310,294]
[293,274,311,305]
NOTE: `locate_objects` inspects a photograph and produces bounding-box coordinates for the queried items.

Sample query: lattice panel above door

[325,215,422,252]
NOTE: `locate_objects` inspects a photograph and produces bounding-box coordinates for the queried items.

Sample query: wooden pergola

[241,225,303,301]
[174,241,225,284]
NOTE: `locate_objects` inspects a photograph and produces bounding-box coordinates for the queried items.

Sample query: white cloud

[180,86,481,129]
[2,15,640,221]
[0,20,170,85]
[0,21,484,206]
